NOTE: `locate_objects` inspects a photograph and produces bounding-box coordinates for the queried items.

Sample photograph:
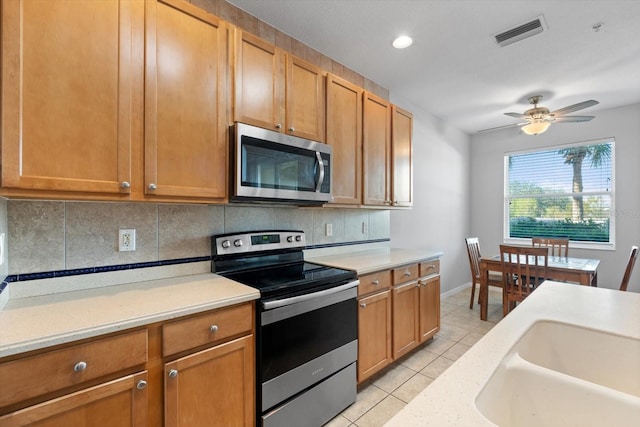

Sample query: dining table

[478,254,600,320]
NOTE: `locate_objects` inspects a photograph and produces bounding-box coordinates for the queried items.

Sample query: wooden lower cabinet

[0,371,148,427]
[164,335,254,427]
[419,274,441,342]
[357,289,392,383]
[357,259,441,383]
[0,302,256,427]
[392,280,420,359]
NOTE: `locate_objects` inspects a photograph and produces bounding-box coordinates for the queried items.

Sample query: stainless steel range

[212,230,358,427]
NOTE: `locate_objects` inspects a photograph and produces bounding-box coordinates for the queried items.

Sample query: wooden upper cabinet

[233,29,325,142]
[391,106,413,207]
[326,74,362,205]
[1,0,140,196]
[286,55,325,142]
[144,0,227,200]
[233,29,286,132]
[362,92,391,206]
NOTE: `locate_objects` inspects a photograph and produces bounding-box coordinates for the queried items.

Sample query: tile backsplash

[6,200,390,275]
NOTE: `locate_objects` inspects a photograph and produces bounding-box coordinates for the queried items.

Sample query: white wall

[390,96,471,293]
[470,103,640,291]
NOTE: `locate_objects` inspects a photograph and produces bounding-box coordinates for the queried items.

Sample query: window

[504,139,614,248]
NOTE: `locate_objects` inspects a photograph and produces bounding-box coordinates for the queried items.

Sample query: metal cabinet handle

[73,361,87,372]
[168,369,178,378]
[120,181,131,189]
[404,271,411,277]
[371,280,380,285]
[148,183,157,190]
[359,302,366,308]
[275,123,282,129]
[288,126,295,132]
[210,325,219,333]
[136,380,147,390]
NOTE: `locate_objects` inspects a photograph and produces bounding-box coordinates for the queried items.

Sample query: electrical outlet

[362,221,368,234]
[325,223,333,237]
[119,229,136,252]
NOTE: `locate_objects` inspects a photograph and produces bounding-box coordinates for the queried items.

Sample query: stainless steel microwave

[230,123,332,204]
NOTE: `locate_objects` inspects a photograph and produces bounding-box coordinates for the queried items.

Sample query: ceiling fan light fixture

[392,35,413,49]
[522,121,550,135]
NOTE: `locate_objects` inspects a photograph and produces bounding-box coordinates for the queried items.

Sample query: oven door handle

[262,280,359,310]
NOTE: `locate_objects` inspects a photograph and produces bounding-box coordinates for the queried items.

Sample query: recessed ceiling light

[392,35,413,49]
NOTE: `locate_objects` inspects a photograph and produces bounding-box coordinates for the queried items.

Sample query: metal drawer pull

[404,271,411,276]
[168,369,178,378]
[428,265,436,269]
[73,361,87,372]
[210,325,219,333]
[120,181,130,189]
[275,123,282,129]
[289,126,295,132]
[360,303,366,308]
[136,380,147,390]
[371,280,380,285]
[148,183,157,190]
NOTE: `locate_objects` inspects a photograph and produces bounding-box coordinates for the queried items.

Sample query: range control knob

[295,235,302,242]
[287,236,294,243]
[234,239,243,247]
[221,240,231,249]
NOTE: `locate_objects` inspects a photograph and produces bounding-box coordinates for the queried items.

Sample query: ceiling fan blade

[551,100,599,116]
[477,122,526,133]
[504,112,527,119]
[551,115,595,123]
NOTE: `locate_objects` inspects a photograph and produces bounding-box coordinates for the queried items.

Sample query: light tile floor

[326,286,505,427]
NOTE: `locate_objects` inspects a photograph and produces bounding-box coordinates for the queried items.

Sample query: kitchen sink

[475,320,640,427]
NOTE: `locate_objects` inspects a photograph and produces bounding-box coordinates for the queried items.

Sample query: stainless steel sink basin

[475,320,640,426]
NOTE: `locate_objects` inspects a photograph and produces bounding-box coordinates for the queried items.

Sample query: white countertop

[308,247,443,275]
[0,273,259,358]
[385,281,640,426]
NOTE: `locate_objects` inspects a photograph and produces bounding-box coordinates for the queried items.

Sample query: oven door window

[261,298,356,382]
[241,136,318,191]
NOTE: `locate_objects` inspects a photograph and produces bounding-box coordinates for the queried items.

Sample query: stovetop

[211,230,357,301]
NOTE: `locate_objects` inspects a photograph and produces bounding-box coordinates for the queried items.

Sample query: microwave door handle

[315,151,325,192]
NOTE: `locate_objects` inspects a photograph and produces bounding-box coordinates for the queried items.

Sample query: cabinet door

[1,0,139,195]
[165,335,254,427]
[392,281,420,359]
[419,275,441,342]
[357,290,392,383]
[362,92,391,206]
[285,55,325,142]
[326,74,362,205]
[391,106,413,207]
[233,30,285,132]
[144,0,227,200]
[0,372,147,427]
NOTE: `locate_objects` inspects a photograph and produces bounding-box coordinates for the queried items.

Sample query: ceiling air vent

[494,16,547,47]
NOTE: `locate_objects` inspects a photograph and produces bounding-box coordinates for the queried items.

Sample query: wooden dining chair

[532,237,569,257]
[619,245,639,291]
[500,245,548,316]
[465,237,503,309]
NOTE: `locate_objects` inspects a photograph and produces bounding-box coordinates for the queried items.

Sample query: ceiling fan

[478,95,599,135]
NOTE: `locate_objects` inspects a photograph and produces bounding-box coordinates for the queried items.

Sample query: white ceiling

[226,0,640,134]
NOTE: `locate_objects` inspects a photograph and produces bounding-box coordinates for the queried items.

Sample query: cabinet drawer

[420,259,440,277]
[358,270,392,296]
[0,329,148,408]
[392,263,419,284]
[162,302,253,357]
